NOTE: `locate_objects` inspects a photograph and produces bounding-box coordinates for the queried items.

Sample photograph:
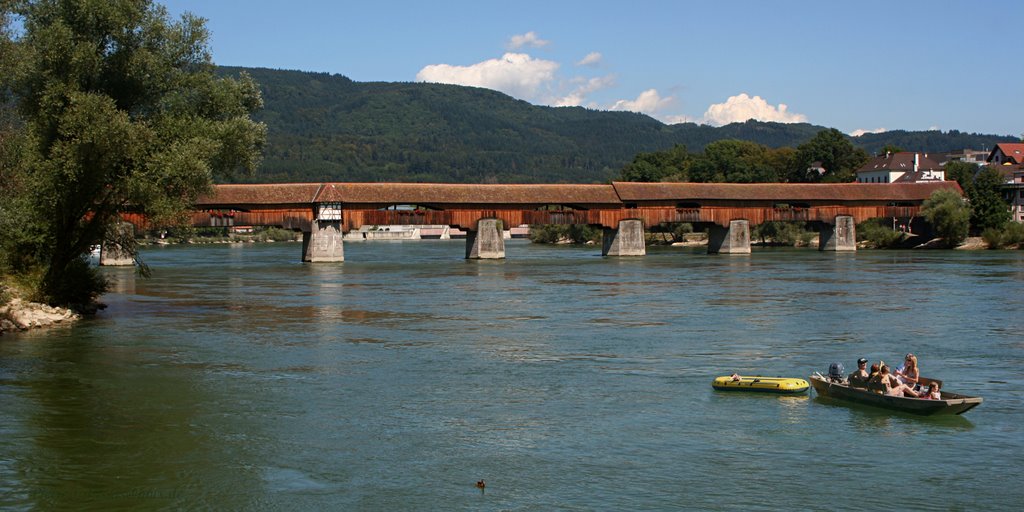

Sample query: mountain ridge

[220,66,1016,184]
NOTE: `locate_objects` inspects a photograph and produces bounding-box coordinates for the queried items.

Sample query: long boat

[808,374,983,416]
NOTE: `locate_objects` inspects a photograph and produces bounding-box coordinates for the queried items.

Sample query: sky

[161,0,1023,137]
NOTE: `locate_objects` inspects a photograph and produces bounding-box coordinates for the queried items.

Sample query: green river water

[2,241,1022,510]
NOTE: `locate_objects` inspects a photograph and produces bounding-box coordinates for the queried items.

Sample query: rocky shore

[0,297,80,336]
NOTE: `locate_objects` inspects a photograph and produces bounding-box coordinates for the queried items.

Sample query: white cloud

[576,52,603,67]
[701,93,807,126]
[507,31,550,50]
[850,127,887,137]
[416,52,560,101]
[609,89,675,115]
[553,75,615,107]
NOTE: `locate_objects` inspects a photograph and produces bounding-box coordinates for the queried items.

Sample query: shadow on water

[812,396,976,431]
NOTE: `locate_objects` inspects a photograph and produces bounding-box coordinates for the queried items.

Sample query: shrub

[528,224,601,244]
[857,219,903,248]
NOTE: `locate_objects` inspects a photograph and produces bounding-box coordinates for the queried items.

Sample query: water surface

[2,241,1022,510]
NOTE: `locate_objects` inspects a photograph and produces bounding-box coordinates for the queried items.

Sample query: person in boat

[874,365,919,397]
[895,353,920,390]
[924,381,941,400]
[848,358,870,388]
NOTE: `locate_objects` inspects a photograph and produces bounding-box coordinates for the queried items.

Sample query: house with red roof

[988,143,1024,166]
[987,143,1024,223]
[855,152,944,183]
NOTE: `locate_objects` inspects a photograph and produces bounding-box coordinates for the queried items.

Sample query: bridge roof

[197,183,323,205]
[315,183,621,205]
[611,181,961,202]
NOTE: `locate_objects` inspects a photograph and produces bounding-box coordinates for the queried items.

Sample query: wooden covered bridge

[165,180,959,261]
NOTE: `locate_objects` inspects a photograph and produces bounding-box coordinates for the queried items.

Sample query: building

[987,143,1024,166]
[855,152,944,183]
[940,148,990,166]
[987,143,1024,223]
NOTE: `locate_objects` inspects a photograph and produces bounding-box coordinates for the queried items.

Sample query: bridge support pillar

[602,219,646,256]
[302,220,345,262]
[819,215,856,251]
[466,219,505,259]
[708,220,751,254]
[100,222,135,266]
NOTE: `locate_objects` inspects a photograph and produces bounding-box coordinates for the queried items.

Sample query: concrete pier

[602,219,646,256]
[819,215,856,251]
[99,223,135,266]
[465,218,505,259]
[302,220,345,262]
[707,220,751,254]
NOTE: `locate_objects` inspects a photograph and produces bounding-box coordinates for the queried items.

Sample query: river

[2,240,1023,510]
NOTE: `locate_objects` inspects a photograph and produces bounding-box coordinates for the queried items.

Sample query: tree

[792,128,869,183]
[921,189,970,247]
[690,139,779,183]
[966,166,1011,232]
[620,144,690,182]
[878,143,904,155]
[945,161,1011,233]
[4,0,266,306]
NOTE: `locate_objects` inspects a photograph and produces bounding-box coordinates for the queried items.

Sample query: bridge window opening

[773,203,810,210]
[676,202,700,209]
[536,204,585,212]
[625,203,638,209]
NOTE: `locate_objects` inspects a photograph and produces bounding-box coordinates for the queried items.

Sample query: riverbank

[0,295,80,336]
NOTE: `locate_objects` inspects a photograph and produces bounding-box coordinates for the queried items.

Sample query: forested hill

[220,66,1014,184]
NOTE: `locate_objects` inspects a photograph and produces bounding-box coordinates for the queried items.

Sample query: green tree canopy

[793,128,869,182]
[690,139,781,183]
[945,161,1011,233]
[619,143,690,182]
[2,0,266,306]
[921,189,970,247]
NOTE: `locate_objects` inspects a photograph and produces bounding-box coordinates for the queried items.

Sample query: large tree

[689,139,782,183]
[2,0,265,306]
[921,189,970,247]
[945,161,1011,233]
[792,128,868,182]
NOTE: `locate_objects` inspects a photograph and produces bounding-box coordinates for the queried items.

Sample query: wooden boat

[808,374,982,415]
[712,375,809,394]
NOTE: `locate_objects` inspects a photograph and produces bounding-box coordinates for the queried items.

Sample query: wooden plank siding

[114,182,955,232]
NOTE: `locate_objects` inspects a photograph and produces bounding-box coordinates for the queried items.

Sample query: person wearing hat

[848,357,870,388]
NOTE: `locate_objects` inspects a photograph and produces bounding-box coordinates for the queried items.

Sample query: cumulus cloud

[576,52,603,67]
[609,89,675,115]
[701,93,807,126]
[553,75,615,107]
[507,31,550,50]
[416,53,559,101]
[850,127,887,137]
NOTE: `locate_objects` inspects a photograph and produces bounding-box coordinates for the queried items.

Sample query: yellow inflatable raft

[712,375,809,394]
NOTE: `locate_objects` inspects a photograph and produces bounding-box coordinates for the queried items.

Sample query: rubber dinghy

[712,376,809,394]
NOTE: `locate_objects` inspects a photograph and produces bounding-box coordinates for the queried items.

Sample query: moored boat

[809,374,982,415]
[712,375,809,394]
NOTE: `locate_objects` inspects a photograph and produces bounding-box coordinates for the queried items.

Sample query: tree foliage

[2,0,266,306]
[921,189,970,247]
[793,128,869,183]
[945,161,1011,233]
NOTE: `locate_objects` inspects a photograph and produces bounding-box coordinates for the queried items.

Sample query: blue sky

[162,0,1022,137]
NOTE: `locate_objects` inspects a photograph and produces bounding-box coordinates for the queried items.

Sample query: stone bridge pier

[819,215,856,251]
[466,218,505,259]
[602,219,646,256]
[707,220,751,254]
[302,204,345,262]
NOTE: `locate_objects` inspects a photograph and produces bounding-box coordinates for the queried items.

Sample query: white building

[855,152,944,183]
